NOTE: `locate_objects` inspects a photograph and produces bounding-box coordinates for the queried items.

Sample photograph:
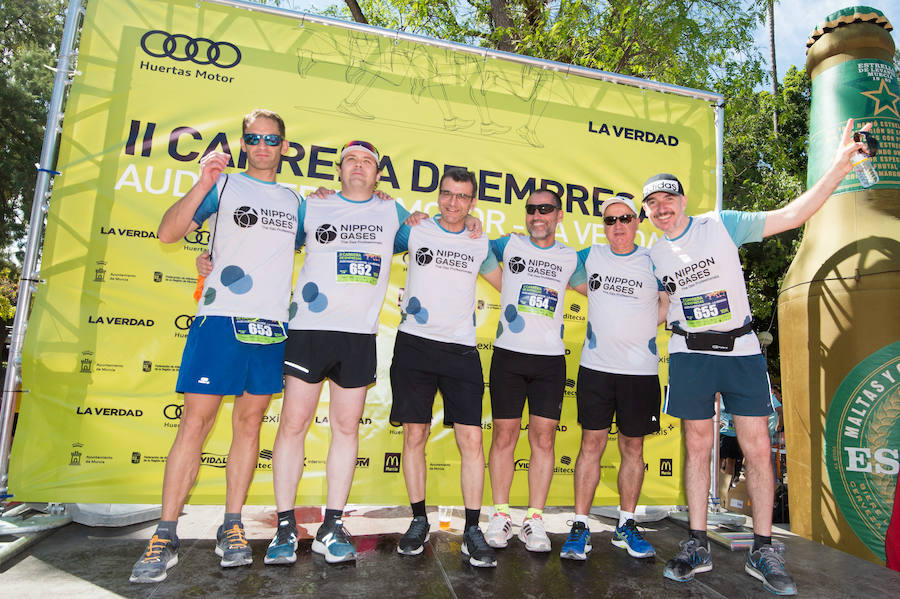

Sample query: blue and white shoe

[264,519,298,565]
[560,521,592,561]
[612,519,655,558]
[312,518,356,564]
[663,538,712,582]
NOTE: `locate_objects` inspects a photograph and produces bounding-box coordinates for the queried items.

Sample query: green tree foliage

[0,1,65,263]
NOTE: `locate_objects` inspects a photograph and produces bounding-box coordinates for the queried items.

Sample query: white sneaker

[519,515,551,552]
[484,512,513,548]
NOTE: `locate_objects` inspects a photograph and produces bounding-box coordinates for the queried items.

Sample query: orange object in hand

[193,275,206,302]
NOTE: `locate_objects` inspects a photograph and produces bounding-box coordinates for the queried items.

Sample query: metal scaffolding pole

[0,0,85,513]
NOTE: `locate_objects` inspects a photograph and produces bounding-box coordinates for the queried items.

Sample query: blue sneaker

[264,519,298,565]
[663,538,712,582]
[560,521,592,560]
[215,522,252,567]
[612,519,655,558]
[312,518,356,564]
[745,544,797,595]
[129,533,179,583]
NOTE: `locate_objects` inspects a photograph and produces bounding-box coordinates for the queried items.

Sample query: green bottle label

[824,340,900,562]
[808,59,900,192]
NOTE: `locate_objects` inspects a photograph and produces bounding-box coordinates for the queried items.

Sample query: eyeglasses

[603,214,636,225]
[243,133,283,146]
[341,140,380,157]
[439,189,474,202]
[525,204,558,215]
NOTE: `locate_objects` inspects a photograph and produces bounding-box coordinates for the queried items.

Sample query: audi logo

[174,314,195,330]
[140,30,241,69]
[164,404,184,420]
[184,230,210,245]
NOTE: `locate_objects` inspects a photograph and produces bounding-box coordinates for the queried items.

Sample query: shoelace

[224,524,248,549]
[675,538,704,561]
[524,516,546,537]
[566,523,588,542]
[623,521,647,541]
[329,520,352,544]
[406,518,429,538]
[467,528,491,553]
[274,523,296,546]
[140,535,169,563]
[756,546,786,574]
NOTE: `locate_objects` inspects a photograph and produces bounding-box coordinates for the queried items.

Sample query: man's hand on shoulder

[405,211,429,226]
[309,187,336,198]
[464,214,483,238]
[374,189,395,202]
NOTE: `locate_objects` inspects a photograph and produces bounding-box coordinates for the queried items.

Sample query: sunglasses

[603,214,636,225]
[342,140,380,157]
[525,204,558,215]
[243,133,283,146]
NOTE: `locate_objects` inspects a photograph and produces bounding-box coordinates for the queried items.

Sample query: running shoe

[745,544,797,595]
[461,525,497,568]
[397,516,430,556]
[518,514,552,552]
[312,518,357,564]
[612,518,656,558]
[663,538,712,582]
[216,522,253,567]
[264,519,299,565]
[484,512,513,548]
[560,521,591,561]
[129,533,179,583]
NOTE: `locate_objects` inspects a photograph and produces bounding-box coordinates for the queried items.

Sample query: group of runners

[130,108,871,596]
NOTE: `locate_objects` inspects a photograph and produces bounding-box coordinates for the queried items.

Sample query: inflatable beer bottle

[779,6,900,564]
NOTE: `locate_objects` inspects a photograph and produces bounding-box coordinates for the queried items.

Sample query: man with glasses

[391,167,503,566]
[560,196,668,561]
[266,139,413,565]
[130,109,300,583]
[484,189,580,553]
[647,119,870,596]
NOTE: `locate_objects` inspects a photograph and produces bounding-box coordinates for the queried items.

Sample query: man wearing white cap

[559,196,667,562]
[644,119,870,596]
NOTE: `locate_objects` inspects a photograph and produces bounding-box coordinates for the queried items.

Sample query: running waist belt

[669,321,755,352]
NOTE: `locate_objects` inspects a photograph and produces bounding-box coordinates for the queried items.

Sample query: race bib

[232,317,287,345]
[681,290,732,327]
[517,284,558,317]
[336,251,381,285]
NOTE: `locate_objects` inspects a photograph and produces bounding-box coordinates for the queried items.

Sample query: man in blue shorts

[560,196,667,561]
[390,167,503,566]
[130,109,301,583]
[484,189,580,553]
[647,119,870,595]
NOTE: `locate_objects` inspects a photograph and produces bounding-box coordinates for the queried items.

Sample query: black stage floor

[2,505,898,598]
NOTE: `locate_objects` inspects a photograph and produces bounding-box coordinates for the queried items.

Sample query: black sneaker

[745,544,797,595]
[461,525,497,568]
[663,538,712,582]
[397,516,430,556]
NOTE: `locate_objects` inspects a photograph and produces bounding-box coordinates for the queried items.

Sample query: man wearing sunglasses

[131,109,300,583]
[560,196,668,562]
[390,167,503,566]
[269,139,414,565]
[484,189,580,553]
[647,120,870,596]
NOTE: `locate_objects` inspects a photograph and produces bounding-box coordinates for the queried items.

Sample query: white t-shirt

[193,173,301,322]
[650,210,765,356]
[288,193,409,334]
[577,244,662,375]
[491,234,579,356]
[398,218,497,346]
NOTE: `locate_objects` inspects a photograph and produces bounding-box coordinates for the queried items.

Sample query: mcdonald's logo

[659,458,673,477]
[384,452,401,473]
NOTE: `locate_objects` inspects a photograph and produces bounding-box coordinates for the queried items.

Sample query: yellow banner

[11,0,716,506]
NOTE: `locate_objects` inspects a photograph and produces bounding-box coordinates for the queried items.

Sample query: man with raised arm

[648,120,869,596]
[130,109,300,583]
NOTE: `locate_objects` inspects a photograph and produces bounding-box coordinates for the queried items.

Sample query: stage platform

[2,504,898,597]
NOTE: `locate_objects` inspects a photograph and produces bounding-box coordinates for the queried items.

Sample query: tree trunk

[344,0,368,24]
[491,0,514,52]
[768,0,778,134]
